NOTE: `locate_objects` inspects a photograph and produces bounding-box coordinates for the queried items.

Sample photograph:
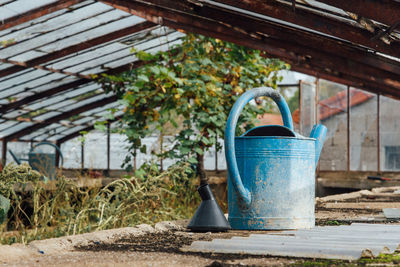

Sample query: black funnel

[187,184,231,232]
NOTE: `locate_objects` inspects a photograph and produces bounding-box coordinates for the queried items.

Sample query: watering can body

[28,142,64,180]
[9,142,64,180]
[225,87,327,230]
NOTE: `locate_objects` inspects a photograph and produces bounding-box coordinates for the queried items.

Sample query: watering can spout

[309,124,327,167]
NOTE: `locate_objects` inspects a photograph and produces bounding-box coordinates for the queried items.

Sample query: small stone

[155,221,184,232]
[135,224,155,233]
[154,223,169,232]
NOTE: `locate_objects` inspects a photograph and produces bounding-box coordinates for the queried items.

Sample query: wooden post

[2,139,7,166]
[215,134,218,171]
[299,80,302,134]
[55,140,61,167]
[81,136,84,170]
[377,94,381,173]
[160,134,163,171]
[134,149,137,171]
[107,122,110,175]
[347,86,351,172]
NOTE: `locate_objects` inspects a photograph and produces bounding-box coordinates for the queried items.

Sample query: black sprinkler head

[187,183,231,232]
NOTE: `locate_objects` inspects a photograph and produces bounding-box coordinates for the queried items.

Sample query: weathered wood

[103,0,400,98]
[4,96,118,141]
[317,0,400,27]
[0,21,156,79]
[56,117,118,144]
[215,0,400,58]
[0,0,83,31]
[317,177,400,190]
[321,202,400,210]
[117,0,400,78]
[0,79,88,113]
[316,190,373,203]
[0,60,143,114]
[1,139,7,166]
[371,186,400,193]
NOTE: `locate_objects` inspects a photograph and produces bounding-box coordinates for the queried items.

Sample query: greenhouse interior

[1,0,400,265]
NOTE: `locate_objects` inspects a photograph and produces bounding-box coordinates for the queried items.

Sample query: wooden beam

[290,63,400,100]
[0,0,83,31]
[154,0,400,77]
[157,13,400,98]
[55,140,61,167]
[57,125,95,145]
[107,122,110,174]
[196,1,400,77]
[57,117,119,144]
[104,0,400,97]
[4,95,118,142]
[214,0,400,58]
[0,60,143,114]
[0,79,89,114]
[317,0,400,27]
[2,139,7,166]
[0,21,156,79]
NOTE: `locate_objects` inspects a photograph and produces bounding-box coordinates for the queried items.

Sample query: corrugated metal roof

[0,0,184,143]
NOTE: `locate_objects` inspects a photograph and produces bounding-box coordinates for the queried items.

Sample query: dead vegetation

[0,162,199,244]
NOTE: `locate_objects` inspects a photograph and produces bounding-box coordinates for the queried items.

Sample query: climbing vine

[98,34,289,183]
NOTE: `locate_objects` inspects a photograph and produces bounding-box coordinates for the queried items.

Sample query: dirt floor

[1,186,400,267]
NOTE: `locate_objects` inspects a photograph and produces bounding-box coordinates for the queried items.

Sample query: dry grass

[0,162,199,244]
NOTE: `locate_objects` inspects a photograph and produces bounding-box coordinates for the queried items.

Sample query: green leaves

[138,74,149,83]
[96,33,288,170]
[0,194,10,224]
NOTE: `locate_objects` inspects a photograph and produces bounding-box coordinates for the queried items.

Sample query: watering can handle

[224,87,293,206]
[30,141,64,167]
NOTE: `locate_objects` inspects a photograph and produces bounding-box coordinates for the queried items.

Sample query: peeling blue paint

[225,87,327,230]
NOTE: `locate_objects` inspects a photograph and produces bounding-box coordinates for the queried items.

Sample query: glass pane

[300,81,315,137]
[61,137,82,169]
[350,88,377,171]
[255,85,300,129]
[380,96,400,171]
[6,141,30,165]
[280,85,300,132]
[110,133,130,170]
[84,132,107,169]
[318,79,348,171]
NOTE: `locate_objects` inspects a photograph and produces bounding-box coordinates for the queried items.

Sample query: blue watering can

[225,87,327,230]
[9,141,64,180]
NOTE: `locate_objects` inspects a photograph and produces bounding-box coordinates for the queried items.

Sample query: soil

[2,186,400,266]
[75,231,269,262]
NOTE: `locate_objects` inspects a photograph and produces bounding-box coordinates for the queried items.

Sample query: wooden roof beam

[3,95,118,142]
[317,0,400,27]
[57,117,119,144]
[0,60,144,114]
[0,21,156,79]
[190,0,400,76]
[104,0,400,96]
[289,63,398,99]
[0,0,83,31]
[105,0,400,78]
[214,0,400,58]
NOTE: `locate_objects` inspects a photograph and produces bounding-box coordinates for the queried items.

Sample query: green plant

[0,194,10,224]
[0,162,199,244]
[0,38,15,47]
[98,34,289,183]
